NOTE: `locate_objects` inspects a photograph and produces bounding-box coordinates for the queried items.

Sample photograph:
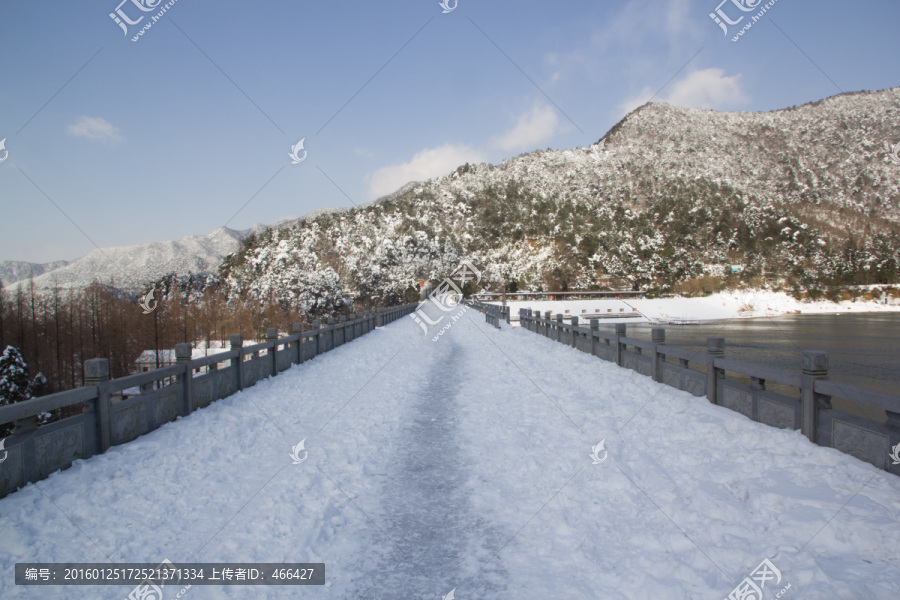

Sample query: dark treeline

[0,276,331,396]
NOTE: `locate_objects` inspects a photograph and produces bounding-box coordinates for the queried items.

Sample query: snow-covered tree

[0,345,46,406]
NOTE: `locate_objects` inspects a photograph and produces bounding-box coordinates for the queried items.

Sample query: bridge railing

[469,300,509,328]
[518,308,900,476]
[0,304,418,498]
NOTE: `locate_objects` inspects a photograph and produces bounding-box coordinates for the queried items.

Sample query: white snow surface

[1,310,899,599]
[500,289,900,325]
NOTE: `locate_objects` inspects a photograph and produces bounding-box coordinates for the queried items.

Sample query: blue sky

[1,0,899,263]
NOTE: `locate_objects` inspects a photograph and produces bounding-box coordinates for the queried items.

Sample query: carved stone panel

[153,391,178,426]
[722,385,753,418]
[662,364,681,388]
[759,398,796,430]
[684,372,706,397]
[0,442,25,495]
[35,424,84,478]
[832,420,888,469]
[217,371,235,400]
[193,379,212,408]
[634,356,651,377]
[113,403,148,444]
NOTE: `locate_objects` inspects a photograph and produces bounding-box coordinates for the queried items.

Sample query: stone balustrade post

[555,314,564,342]
[175,342,193,415]
[311,320,321,356]
[651,328,665,382]
[570,316,579,349]
[85,358,111,452]
[292,323,304,364]
[615,323,627,367]
[590,319,599,357]
[706,337,725,404]
[800,350,828,443]
[230,334,244,391]
[267,328,278,376]
[327,317,336,350]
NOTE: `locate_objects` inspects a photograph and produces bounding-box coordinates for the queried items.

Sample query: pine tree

[0,345,46,406]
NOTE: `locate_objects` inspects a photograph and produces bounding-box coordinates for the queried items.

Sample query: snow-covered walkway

[2,309,900,599]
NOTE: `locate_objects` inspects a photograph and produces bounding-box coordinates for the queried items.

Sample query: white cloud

[665,68,748,109]
[590,0,696,53]
[493,104,560,152]
[617,68,748,115]
[67,116,124,144]
[367,144,485,199]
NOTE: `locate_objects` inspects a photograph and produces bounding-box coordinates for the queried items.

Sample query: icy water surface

[623,313,900,395]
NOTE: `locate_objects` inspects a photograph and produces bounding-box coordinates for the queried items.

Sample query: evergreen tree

[0,345,46,406]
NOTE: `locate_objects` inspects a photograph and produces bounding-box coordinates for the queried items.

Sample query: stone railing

[0,304,418,498]
[468,300,510,328]
[518,309,900,476]
[485,305,502,329]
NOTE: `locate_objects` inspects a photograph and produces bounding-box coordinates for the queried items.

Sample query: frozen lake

[621,312,900,396]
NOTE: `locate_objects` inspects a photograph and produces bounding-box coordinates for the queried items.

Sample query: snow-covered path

[2,309,900,599]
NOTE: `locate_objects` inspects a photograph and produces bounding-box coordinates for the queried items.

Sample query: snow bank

[499,289,900,324]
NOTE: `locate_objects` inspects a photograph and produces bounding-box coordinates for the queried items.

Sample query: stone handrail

[518,308,900,476]
[0,304,418,498]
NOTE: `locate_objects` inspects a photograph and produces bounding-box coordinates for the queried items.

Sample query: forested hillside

[221,88,900,308]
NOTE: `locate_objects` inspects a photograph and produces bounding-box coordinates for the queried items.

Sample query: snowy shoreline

[493,289,900,324]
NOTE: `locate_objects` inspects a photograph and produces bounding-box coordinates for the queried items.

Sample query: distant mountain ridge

[4,226,269,295]
[6,88,899,307]
[219,87,900,309]
[0,260,71,287]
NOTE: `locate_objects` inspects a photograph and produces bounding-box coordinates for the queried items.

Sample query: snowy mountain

[0,260,70,287]
[7,227,262,295]
[221,88,900,309]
